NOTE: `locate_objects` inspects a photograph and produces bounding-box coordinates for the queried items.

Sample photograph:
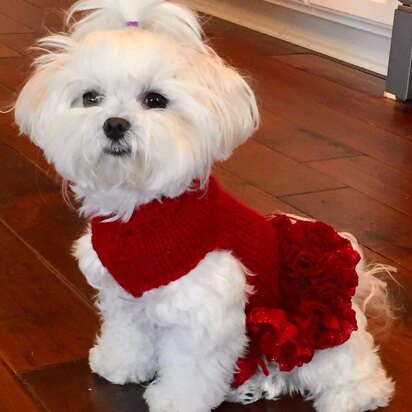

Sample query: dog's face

[15,29,258,201]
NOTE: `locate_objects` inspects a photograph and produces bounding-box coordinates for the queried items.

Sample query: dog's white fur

[14,1,395,411]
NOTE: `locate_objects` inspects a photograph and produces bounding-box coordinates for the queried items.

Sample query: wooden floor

[0,1,411,411]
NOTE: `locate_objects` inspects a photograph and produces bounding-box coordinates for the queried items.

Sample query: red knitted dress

[91,177,360,387]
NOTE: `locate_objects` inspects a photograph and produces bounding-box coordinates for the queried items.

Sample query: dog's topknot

[68,0,205,49]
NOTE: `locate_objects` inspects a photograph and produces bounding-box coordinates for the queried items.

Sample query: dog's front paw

[144,382,210,412]
[89,343,155,384]
[226,382,265,405]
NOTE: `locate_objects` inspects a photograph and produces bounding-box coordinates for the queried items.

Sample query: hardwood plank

[209,36,306,65]
[258,85,412,176]
[0,141,93,299]
[0,41,20,58]
[0,79,46,174]
[218,398,315,412]
[0,0,44,32]
[281,188,412,270]
[0,359,42,411]
[0,139,57,197]
[213,166,307,216]
[255,109,361,162]
[21,359,316,412]
[0,56,32,91]
[0,33,38,56]
[0,13,32,34]
[0,224,98,372]
[204,16,310,57]
[308,156,412,217]
[213,45,412,174]
[378,333,412,412]
[22,359,149,412]
[261,50,412,137]
[220,140,345,197]
[273,54,385,98]
[0,111,58,180]
[26,0,73,8]
[22,352,410,412]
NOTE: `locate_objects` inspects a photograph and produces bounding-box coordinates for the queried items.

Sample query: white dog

[15,1,395,411]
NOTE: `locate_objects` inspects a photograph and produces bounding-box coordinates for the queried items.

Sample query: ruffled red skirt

[233,214,360,387]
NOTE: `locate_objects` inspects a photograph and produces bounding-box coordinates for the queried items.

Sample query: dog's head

[15,0,258,217]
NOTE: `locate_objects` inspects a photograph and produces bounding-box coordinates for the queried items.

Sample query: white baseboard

[181,0,392,75]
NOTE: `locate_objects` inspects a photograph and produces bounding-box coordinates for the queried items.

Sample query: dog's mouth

[103,143,132,157]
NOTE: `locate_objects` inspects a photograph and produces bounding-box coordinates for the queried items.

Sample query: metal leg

[385,5,412,102]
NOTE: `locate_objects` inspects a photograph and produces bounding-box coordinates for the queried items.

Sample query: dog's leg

[289,306,394,412]
[235,233,396,411]
[74,231,157,384]
[234,313,394,412]
[242,306,394,412]
[88,294,157,384]
[143,251,248,412]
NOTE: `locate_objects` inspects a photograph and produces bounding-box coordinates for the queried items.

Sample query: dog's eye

[83,91,104,107]
[143,92,168,109]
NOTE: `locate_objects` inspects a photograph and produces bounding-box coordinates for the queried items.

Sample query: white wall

[307,0,397,25]
[182,0,397,75]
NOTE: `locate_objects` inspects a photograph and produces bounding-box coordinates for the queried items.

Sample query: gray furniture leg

[385,4,412,101]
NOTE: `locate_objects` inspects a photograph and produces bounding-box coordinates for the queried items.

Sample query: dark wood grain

[22,359,150,412]
[204,16,310,57]
[281,188,412,270]
[0,33,38,56]
[255,109,361,162]
[0,141,94,300]
[378,333,412,412]
[0,359,42,411]
[213,166,307,216]
[272,54,386,98]
[261,93,412,176]
[0,223,98,372]
[0,14,32,34]
[26,0,74,8]
[209,44,412,175]
[265,54,412,137]
[22,359,316,412]
[0,56,32,91]
[0,42,20,58]
[308,156,412,217]
[0,111,59,181]
[220,140,345,197]
[0,0,44,32]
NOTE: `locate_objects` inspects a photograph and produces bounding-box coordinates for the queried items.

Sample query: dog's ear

[68,0,205,50]
[194,52,260,161]
[14,35,73,148]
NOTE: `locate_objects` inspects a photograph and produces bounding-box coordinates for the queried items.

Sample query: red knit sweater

[91,177,360,386]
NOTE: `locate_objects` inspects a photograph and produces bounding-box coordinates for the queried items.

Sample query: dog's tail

[339,232,397,331]
[67,0,205,49]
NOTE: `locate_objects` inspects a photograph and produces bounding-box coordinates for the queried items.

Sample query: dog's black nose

[103,117,131,141]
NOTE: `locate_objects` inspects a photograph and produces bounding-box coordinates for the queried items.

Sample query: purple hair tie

[126,21,139,27]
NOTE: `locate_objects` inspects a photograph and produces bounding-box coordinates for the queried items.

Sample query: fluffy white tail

[339,232,397,329]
